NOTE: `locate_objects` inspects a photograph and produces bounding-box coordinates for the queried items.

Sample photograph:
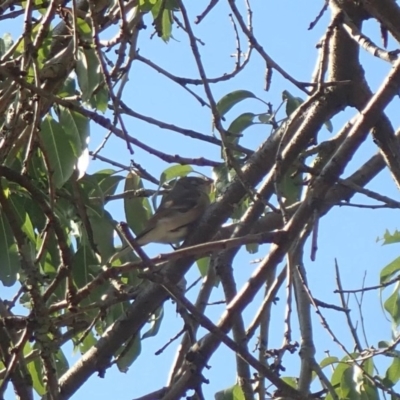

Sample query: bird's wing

[158,190,201,213]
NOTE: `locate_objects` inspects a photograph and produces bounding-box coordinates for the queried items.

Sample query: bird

[109,176,213,263]
[135,175,213,246]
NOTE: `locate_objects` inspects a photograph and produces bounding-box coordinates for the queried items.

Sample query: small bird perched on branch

[110,176,213,263]
[135,176,213,246]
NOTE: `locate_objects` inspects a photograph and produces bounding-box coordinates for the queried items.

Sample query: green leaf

[282,90,303,116]
[58,106,90,157]
[58,77,77,98]
[380,256,400,284]
[381,229,400,245]
[320,356,339,369]
[330,357,355,387]
[90,84,109,112]
[212,164,230,199]
[88,211,115,262]
[3,33,13,51]
[341,366,361,400]
[161,9,173,42]
[139,0,156,12]
[116,334,141,372]
[384,283,400,325]
[384,357,400,387]
[245,242,259,254]
[0,204,19,286]
[72,246,103,305]
[124,173,152,236]
[215,383,245,400]
[36,34,52,67]
[281,377,298,388]
[22,0,47,9]
[311,356,339,381]
[8,193,35,244]
[54,349,69,376]
[76,17,92,38]
[197,256,210,277]
[362,358,374,375]
[277,163,303,205]
[40,115,76,188]
[142,307,164,339]
[27,349,45,395]
[38,231,61,277]
[0,33,13,56]
[362,379,379,400]
[104,301,130,329]
[216,90,256,117]
[197,257,219,287]
[82,169,123,202]
[58,106,90,178]
[96,171,124,197]
[24,192,47,232]
[160,165,193,185]
[78,331,97,354]
[0,38,5,57]
[76,48,102,103]
[227,113,255,137]
[231,196,250,221]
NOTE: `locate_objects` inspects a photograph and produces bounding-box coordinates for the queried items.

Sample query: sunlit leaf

[341,366,361,400]
[320,356,339,369]
[384,284,400,326]
[216,90,257,117]
[40,115,76,188]
[362,379,379,400]
[197,256,210,277]
[27,353,45,395]
[281,377,298,388]
[383,358,400,388]
[0,33,13,56]
[380,256,400,284]
[159,165,193,186]
[76,48,102,103]
[161,9,173,42]
[227,113,255,137]
[381,229,400,245]
[76,17,92,38]
[58,106,90,157]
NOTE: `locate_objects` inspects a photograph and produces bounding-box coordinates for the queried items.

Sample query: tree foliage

[1,0,400,400]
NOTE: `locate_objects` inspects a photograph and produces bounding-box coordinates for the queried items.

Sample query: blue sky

[2,1,400,399]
